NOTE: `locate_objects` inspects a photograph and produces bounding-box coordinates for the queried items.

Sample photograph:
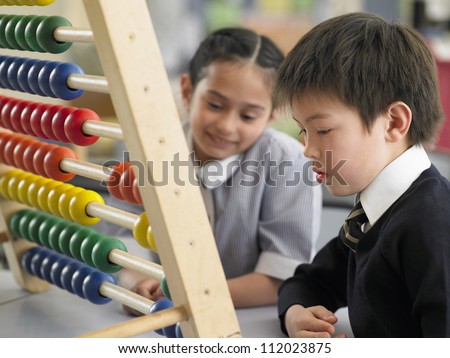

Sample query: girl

[102,27,322,314]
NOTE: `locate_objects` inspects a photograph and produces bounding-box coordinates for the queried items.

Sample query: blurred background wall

[2,0,450,161]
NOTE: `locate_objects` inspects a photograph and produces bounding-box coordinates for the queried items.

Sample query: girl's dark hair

[274,12,443,147]
[189,27,284,92]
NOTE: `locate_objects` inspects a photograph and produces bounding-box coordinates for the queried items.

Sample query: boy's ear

[180,73,193,110]
[268,108,278,124]
[385,101,412,143]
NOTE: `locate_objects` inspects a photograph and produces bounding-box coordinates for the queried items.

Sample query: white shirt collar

[360,145,431,226]
[185,123,242,189]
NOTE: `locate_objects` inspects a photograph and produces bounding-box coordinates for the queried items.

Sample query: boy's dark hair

[274,12,443,147]
[189,27,284,92]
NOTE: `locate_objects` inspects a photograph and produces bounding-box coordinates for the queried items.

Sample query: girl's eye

[317,129,331,135]
[207,102,222,111]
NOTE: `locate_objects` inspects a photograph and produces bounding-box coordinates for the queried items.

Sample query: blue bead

[82,271,117,305]
[60,261,79,294]
[0,56,17,88]
[149,298,174,336]
[6,57,27,92]
[71,265,95,298]
[40,253,60,283]
[17,58,37,93]
[49,62,84,100]
[37,61,61,97]
[175,322,183,338]
[28,60,48,96]
[163,323,177,338]
[51,257,73,289]
[30,248,49,278]
[21,246,41,274]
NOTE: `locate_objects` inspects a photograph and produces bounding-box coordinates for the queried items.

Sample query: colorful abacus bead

[149,298,177,338]
[49,62,84,100]
[69,190,104,225]
[64,108,100,146]
[43,146,77,182]
[36,16,72,54]
[133,212,157,251]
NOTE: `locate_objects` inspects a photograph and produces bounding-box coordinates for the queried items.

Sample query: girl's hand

[285,304,346,338]
[123,278,165,316]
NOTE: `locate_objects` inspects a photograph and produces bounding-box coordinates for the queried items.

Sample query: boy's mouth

[312,165,327,184]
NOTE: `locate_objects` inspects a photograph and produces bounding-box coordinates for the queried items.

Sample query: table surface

[0,270,353,338]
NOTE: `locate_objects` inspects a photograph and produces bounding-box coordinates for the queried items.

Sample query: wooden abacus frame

[0,0,241,338]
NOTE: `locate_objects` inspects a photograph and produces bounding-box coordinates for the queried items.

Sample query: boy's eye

[241,114,256,121]
[317,129,331,135]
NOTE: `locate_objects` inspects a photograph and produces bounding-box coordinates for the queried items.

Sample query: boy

[274,12,450,337]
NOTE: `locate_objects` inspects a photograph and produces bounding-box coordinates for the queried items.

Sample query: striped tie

[341,200,368,252]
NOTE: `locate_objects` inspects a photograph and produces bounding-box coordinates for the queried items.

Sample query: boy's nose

[303,140,319,160]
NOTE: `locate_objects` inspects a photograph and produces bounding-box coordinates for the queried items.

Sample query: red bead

[51,106,76,142]
[64,108,100,146]
[23,140,45,173]
[41,104,65,140]
[13,137,36,170]
[1,98,20,131]
[106,162,131,200]
[20,102,40,136]
[30,103,53,139]
[0,132,13,164]
[43,146,78,182]
[10,100,28,133]
[132,176,142,204]
[119,166,139,204]
[33,143,58,177]
[0,96,6,128]
[3,135,22,166]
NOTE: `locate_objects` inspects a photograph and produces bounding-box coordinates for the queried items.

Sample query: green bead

[36,16,72,54]
[9,209,29,237]
[15,15,37,52]
[160,273,171,300]
[18,210,35,240]
[38,216,60,248]
[48,220,69,253]
[69,227,91,261]
[24,16,46,52]
[92,237,127,273]
[5,16,23,50]
[27,212,48,243]
[58,224,79,257]
[0,15,15,49]
[80,231,103,267]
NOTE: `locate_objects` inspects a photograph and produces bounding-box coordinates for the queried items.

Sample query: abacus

[0,0,241,338]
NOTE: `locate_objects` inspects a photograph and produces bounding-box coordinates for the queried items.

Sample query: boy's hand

[123,278,165,316]
[285,304,346,338]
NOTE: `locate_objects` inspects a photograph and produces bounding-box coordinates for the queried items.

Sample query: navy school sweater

[278,165,450,337]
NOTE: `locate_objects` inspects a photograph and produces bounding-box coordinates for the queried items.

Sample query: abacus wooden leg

[82,0,241,338]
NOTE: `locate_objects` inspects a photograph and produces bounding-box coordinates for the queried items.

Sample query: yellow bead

[0,169,22,199]
[48,183,73,216]
[133,212,157,251]
[147,227,157,252]
[27,177,52,209]
[8,172,32,203]
[35,0,55,5]
[17,175,36,206]
[69,190,104,225]
[37,180,64,213]
[59,187,83,220]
